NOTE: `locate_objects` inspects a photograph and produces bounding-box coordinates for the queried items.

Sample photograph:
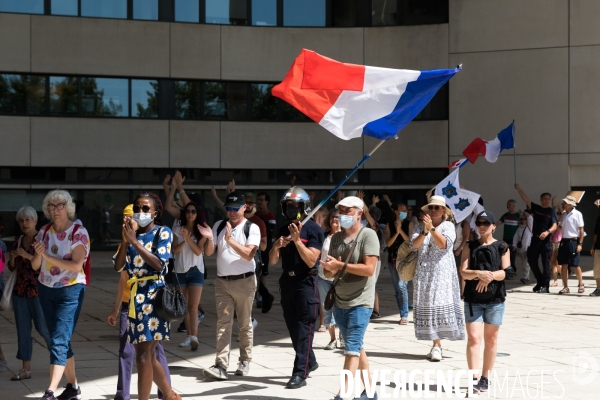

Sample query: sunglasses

[185,209,197,214]
[225,206,241,212]
[475,221,492,227]
[47,203,66,211]
[428,205,442,211]
[133,205,153,213]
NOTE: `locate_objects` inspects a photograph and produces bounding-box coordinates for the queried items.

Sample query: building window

[175,0,200,23]
[81,0,127,19]
[0,74,45,115]
[133,0,159,20]
[0,0,43,14]
[51,0,78,16]
[283,0,325,27]
[413,82,448,121]
[372,0,396,26]
[251,83,277,120]
[205,0,247,25]
[203,82,247,120]
[175,81,202,119]
[49,76,78,115]
[132,80,158,118]
[252,0,277,26]
[81,78,129,117]
[280,101,310,122]
[332,0,357,27]
[398,0,449,26]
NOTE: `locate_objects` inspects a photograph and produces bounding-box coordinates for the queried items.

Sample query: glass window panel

[203,81,226,119]
[252,0,276,26]
[226,83,248,120]
[133,0,158,20]
[372,0,396,26]
[0,0,43,14]
[250,83,277,121]
[175,81,202,119]
[283,0,325,27]
[81,0,127,19]
[50,76,78,115]
[280,100,310,122]
[51,0,78,16]
[131,80,158,118]
[82,189,130,247]
[414,83,448,121]
[206,0,247,25]
[81,78,128,117]
[175,0,199,22]
[332,0,356,27]
[0,74,45,115]
[398,0,449,26]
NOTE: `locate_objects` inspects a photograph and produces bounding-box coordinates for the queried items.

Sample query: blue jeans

[333,305,372,356]
[13,294,51,361]
[38,283,85,366]
[317,276,335,327]
[174,266,205,287]
[464,302,505,326]
[388,261,409,318]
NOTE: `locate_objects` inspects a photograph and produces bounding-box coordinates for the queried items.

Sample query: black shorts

[557,240,580,267]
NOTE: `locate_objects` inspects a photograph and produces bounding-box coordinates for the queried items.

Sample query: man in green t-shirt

[321,196,380,400]
[498,199,520,274]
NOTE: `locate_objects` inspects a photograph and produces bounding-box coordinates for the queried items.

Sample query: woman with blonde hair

[32,190,90,400]
[411,196,465,362]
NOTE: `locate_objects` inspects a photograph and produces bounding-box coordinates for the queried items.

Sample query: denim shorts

[174,266,204,288]
[464,302,505,326]
[333,305,372,356]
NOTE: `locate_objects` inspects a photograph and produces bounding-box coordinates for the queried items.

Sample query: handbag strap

[331,227,365,289]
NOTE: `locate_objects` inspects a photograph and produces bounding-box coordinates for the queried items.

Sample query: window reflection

[0,75,45,115]
[175,81,202,119]
[133,0,158,20]
[398,0,449,25]
[51,0,78,16]
[372,0,396,26]
[132,80,158,118]
[203,82,226,119]
[280,101,310,122]
[283,0,325,27]
[251,84,277,120]
[206,0,247,25]
[49,76,79,115]
[175,0,200,23]
[81,0,127,19]
[332,0,356,27]
[0,0,43,14]
[252,0,277,26]
[81,78,129,117]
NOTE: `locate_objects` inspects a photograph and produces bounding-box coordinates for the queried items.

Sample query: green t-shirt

[500,212,520,241]
[328,228,380,309]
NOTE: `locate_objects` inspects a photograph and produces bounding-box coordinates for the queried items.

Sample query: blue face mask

[339,214,355,229]
[399,212,408,220]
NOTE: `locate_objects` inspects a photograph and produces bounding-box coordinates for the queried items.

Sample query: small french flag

[462,122,515,164]
[446,158,469,169]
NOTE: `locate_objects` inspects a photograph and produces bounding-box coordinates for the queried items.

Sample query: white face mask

[339,214,357,229]
[133,212,153,228]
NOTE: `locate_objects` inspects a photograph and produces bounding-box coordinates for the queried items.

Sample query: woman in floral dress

[113,192,181,400]
[411,195,465,362]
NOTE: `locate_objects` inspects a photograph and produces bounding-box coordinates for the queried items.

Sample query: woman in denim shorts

[460,211,512,393]
[172,202,214,351]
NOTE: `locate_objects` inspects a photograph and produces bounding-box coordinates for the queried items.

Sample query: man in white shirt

[557,196,585,294]
[203,192,261,380]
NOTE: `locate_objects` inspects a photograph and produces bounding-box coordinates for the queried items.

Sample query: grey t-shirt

[328,228,380,309]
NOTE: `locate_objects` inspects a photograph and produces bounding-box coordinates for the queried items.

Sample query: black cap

[476,210,496,224]
[224,191,246,208]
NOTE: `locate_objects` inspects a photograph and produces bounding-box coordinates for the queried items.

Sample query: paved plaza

[1,252,599,400]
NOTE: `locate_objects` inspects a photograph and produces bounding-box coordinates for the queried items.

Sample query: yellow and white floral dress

[124,226,172,344]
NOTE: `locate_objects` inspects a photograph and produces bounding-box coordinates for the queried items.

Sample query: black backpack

[468,240,505,302]
[216,219,263,277]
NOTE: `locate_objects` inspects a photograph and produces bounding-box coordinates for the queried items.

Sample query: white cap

[335,196,364,210]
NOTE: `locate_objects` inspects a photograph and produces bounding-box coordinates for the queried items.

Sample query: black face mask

[285,206,302,221]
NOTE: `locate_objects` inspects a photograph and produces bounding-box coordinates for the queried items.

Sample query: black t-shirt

[463,240,508,304]
[278,219,324,274]
[388,219,410,262]
[594,216,600,250]
[530,202,558,238]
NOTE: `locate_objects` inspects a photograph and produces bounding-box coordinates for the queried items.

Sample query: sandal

[370,311,381,319]
[399,318,408,325]
[317,325,326,332]
[550,281,558,287]
[578,283,585,293]
[11,369,31,381]
[559,287,570,294]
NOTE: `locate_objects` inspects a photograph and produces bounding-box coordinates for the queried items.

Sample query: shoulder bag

[1,236,21,311]
[323,227,364,311]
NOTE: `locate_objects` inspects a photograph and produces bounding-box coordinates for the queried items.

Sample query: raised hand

[226,179,236,194]
[180,227,191,241]
[289,222,302,242]
[224,222,232,242]
[336,190,345,202]
[273,236,291,250]
[197,222,213,239]
[372,195,380,205]
[123,221,137,244]
[163,174,171,187]
[356,190,365,200]
[33,239,47,258]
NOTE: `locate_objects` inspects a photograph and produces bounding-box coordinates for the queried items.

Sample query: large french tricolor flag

[272,49,460,140]
[462,122,515,163]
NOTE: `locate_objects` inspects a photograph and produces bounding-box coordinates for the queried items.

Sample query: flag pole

[512,120,517,184]
[301,139,386,224]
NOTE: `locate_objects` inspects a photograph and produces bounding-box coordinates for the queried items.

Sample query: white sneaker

[252,318,258,331]
[179,336,192,348]
[430,347,442,361]
[235,360,250,376]
[190,335,199,351]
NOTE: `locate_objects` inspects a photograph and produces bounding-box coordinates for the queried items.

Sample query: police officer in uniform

[269,187,324,389]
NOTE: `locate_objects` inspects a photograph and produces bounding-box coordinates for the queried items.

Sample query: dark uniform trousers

[527,236,552,287]
[280,272,319,379]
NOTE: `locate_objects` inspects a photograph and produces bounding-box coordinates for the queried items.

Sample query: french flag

[272,49,460,140]
[462,122,515,163]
